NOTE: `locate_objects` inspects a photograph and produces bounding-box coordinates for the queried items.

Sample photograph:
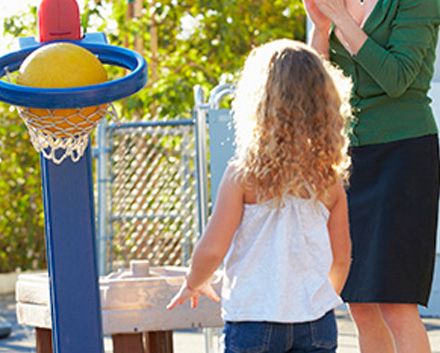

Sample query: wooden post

[112,333,145,353]
[35,328,175,353]
[112,331,174,353]
[145,331,174,353]
[36,328,53,353]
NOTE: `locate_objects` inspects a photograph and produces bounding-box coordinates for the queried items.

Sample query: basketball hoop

[0,41,147,164]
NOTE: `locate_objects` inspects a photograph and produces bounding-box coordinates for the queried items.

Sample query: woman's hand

[313,0,353,27]
[303,0,332,33]
[166,280,220,310]
[313,0,367,55]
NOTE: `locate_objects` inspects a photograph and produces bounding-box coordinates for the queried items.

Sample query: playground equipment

[14,82,236,353]
[0,33,146,163]
[16,261,223,353]
[0,0,147,352]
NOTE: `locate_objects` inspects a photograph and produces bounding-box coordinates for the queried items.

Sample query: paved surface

[1,292,439,353]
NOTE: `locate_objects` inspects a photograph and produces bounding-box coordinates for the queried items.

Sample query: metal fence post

[96,119,110,276]
[194,85,209,235]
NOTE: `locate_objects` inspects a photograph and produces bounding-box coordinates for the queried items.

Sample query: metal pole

[96,119,109,276]
[208,84,235,110]
[193,85,209,235]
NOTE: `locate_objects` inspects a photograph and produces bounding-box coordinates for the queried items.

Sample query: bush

[0,104,46,272]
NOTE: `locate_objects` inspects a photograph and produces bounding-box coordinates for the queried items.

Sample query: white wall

[420,37,440,317]
[430,39,440,254]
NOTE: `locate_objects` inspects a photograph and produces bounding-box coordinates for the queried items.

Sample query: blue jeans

[223,310,337,353]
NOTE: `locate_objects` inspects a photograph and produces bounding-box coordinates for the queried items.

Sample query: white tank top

[221,195,342,323]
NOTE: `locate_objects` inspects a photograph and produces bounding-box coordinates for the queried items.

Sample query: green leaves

[96,0,306,120]
[0,0,306,272]
[2,5,37,45]
[0,105,45,273]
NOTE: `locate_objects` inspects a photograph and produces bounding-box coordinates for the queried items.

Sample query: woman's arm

[308,27,331,59]
[303,0,332,57]
[314,0,368,55]
[167,165,244,309]
[324,181,352,294]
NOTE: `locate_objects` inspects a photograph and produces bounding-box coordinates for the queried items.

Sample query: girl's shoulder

[318,180,346,213]
[221,164,246,195]
[225,163,260,204]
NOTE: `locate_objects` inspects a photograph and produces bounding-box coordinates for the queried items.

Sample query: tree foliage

[88,0,306,119]
[0,0,306,272]
[0,105,46,272]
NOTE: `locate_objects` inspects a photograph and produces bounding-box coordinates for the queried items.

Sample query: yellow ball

[17,42,108,137]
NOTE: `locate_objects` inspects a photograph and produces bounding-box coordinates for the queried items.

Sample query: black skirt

[341,134,440,306]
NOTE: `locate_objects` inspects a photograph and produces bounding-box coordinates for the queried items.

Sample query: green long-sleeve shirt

[329,0,440,146]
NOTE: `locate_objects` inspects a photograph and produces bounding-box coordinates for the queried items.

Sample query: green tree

[88,0,306,119]
[0,6,45,273]
[0,0,306,272]
[0,105,46,272]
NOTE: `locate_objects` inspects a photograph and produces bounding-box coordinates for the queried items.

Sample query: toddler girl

[167,39,353,353]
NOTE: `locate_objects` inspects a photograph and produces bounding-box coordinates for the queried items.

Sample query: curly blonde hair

[231,39,352,204]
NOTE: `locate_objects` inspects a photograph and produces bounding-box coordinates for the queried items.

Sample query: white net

[18,103,119,164]
[3,68,120,164]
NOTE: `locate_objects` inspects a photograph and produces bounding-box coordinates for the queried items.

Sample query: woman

[304,0,440,352]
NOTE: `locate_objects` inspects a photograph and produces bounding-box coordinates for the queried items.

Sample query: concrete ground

[1,292,439,353]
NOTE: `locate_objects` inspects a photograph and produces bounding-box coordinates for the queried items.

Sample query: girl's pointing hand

[166,280,220,310]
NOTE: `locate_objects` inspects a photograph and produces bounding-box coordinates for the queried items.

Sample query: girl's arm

[324,181,352,294]
[167,165,244,309]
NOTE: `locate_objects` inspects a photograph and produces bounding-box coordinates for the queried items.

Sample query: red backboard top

[38,0,81,42]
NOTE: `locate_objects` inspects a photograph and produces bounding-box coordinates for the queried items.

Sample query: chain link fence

[94,84,234,276]
[95,119,200,274]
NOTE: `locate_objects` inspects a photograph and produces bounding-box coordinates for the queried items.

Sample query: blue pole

[41,146,104,353]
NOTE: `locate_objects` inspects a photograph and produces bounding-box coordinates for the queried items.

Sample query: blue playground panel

[41,149,103,353]
[207,109,235,205]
